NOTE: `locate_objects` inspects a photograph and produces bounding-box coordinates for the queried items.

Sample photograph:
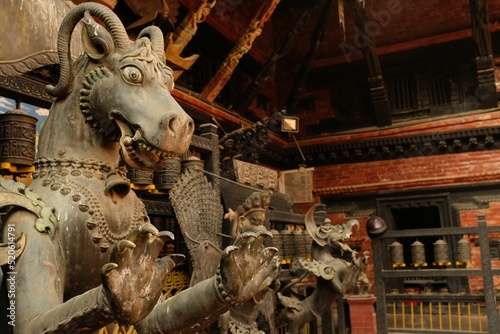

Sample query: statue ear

[81,11,114,60]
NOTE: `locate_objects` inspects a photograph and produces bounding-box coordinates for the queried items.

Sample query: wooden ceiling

[2,0,500,170]
[110,0,500,138]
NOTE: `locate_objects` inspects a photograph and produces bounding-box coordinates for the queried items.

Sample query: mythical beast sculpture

[170,178,279,334]
[278,204,370,334]
[0,3,279,333]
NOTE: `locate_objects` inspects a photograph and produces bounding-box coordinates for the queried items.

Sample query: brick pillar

[346,295,377,334]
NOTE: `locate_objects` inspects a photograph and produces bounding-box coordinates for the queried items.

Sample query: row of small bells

[390,237,472,267]
[127,156,204,190]
[270,229,313,263]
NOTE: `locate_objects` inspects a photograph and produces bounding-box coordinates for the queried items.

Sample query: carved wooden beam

[346,0,391,127]
[469,0,497,109]
[165,0,217,79]
[200,0,281,102]
[285,0,332,114]
[235,1,326,118]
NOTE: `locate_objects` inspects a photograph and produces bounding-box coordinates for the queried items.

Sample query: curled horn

[137,26,166,63]
[47,3,131,97]
[343,219,360,234]
[304,203,327,247]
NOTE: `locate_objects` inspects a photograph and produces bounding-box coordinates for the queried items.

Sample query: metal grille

[390,76,418,111]
[388,297,489,333]
[429,75,452,106]
[162,268,190,299]
[371,216,500,334]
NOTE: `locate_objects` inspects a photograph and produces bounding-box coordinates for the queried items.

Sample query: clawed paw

[101,224,184,324]
[218,231,280,305]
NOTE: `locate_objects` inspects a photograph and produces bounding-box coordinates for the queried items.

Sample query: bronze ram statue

[277,204,370,334]
[0,3,279,333]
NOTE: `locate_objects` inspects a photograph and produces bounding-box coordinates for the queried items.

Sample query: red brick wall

[313,150,500,196]
[299,150,500,294]
[289,112,500,294]
[460,204,500,293]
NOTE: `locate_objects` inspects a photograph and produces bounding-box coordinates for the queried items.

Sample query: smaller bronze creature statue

[277,204,370,334]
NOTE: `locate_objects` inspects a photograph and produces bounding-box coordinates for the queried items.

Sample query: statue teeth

[123,137,133,146]
[79,88,90,96]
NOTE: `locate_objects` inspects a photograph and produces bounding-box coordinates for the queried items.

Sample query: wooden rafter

[285,0,333,114]
[200,0,281,102]
[165,0,217,79]
[235,1,326,117]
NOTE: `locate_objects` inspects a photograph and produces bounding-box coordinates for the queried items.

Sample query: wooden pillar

[469,0,497,109]
[346,0,391,127]
[200,0,281,102]
[477,215,500,334]
[346,295,377,334]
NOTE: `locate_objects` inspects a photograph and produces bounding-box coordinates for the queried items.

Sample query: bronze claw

[139,223,159,236]
[158,230,175,242]
[116,239,136,253]
[101,262,118,275]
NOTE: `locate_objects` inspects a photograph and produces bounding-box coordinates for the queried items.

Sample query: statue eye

[121,66,143,84]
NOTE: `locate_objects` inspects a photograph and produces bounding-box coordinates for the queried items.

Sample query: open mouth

[115,119,177,170]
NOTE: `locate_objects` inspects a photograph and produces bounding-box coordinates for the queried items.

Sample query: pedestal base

[346,295,377,334]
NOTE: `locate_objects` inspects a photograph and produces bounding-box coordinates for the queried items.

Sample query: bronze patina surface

[0,3,280,333]
[278,204,371,334]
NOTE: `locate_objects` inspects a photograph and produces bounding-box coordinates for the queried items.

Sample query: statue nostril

[186,119,194,135]
[163,113,194,136]
[169,116,178,132]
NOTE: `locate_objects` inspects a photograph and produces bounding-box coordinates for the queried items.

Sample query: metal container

[457,237,472,263]
[0,109,37,166]
[270,229,283,254]
[293,230,305,258]
[154,156,181,190]
[411,240,426,266]
[280,229,294,261]
[389,241,405,266]
[127,168,153,185]
[181,156,204,174]
[433,239,449,264]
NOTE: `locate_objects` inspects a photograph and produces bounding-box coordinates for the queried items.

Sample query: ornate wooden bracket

[469,0,497,109]
[165,0,217,79]
[235,1,326,116]
[200,0,281,102]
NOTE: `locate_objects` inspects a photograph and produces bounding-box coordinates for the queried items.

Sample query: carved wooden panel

[233,159,278,190]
